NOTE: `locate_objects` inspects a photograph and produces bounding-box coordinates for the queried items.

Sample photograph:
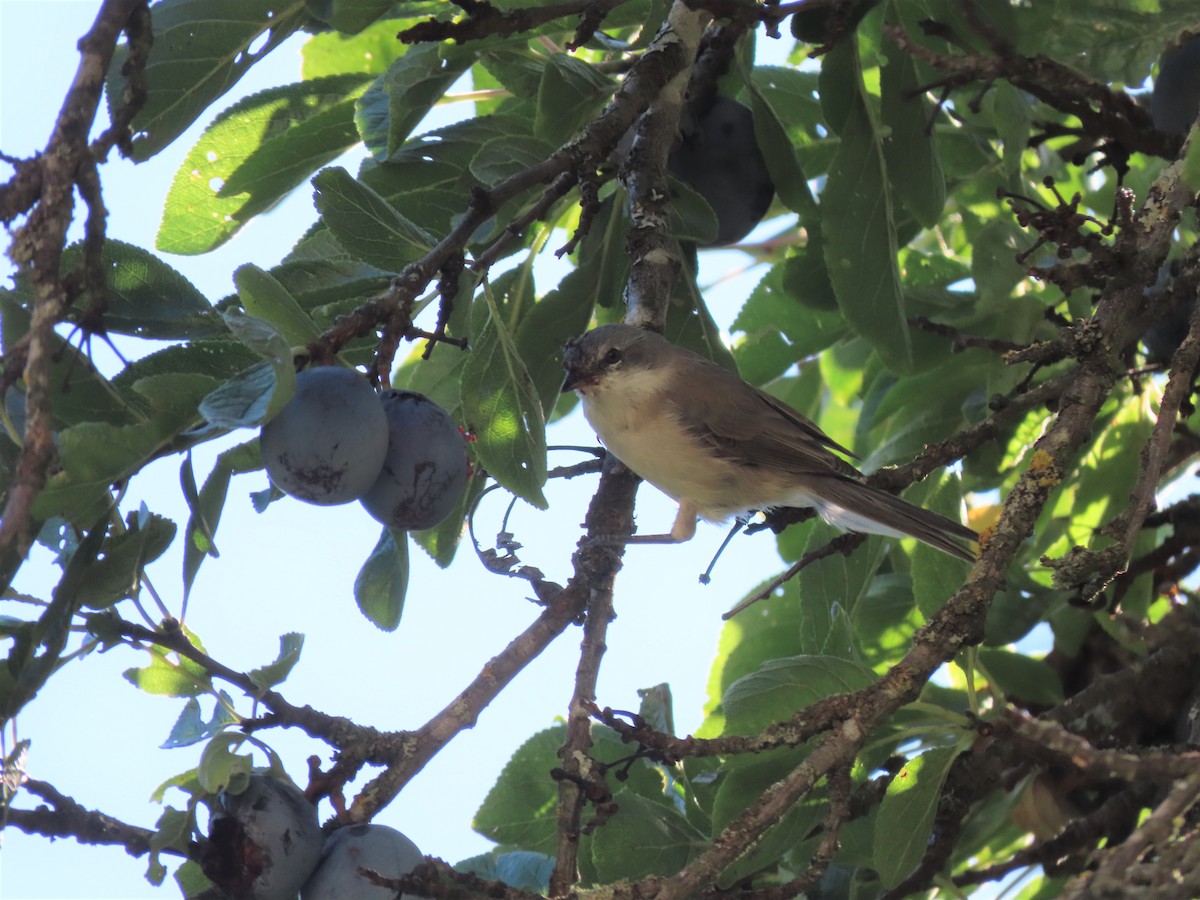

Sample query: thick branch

[0,0,148,557]
[8,779,155,857]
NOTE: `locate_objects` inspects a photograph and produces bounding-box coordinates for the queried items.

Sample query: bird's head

[560,324,664,397]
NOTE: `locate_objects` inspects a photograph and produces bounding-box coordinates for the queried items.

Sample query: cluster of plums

[667,95,775,246]
[205,775,425,899]
[1141,34,1200,363]
[259,367,469,531]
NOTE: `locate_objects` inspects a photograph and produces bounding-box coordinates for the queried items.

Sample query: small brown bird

[561,324,977,561]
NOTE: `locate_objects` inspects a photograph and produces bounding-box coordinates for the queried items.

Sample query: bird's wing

[670,355,861,479]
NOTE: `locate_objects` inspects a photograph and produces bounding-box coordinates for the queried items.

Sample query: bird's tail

[808,476,978,562]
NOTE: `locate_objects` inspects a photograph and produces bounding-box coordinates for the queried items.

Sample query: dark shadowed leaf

[62,241,225,338]
[590,792,705,882]
[534,53,615,146]
[880,9,945,228]
[312,166,435,270]
[356,44,475,159]
[819,43,911,372]
[722,655,876,736]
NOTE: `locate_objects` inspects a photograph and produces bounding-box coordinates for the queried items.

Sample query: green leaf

[637,683,674,736]
[34,393,207,524]
[0,291,142,428]
[781,226,838,311]
[666,179,720,245]
[589,792,704,882]
[514,270,599,418]
[312,166,435,270]
[572,191,630,310]
[147,806,196,886]
[357,44,476,160]
[462,290,549,509]
[0,513,111,721]
[722,655,876,736]
[354,528,408,631]
[248,633,304,689]
[471,136,558,186]
[982,80,1033,184]
[976,648,1064,706]
[222,307,295,360]
[60,240,225,338]
[534,53,615,146]
[197,732,253,793]
[984,574,1054,647]
[301,16,411,78]
[198,310,296,428]
[157,74,371,254]
[712,751,826,886]
[113,341,261,389]
[173,860,215,899]
[747,68,817,218]
[182,440,263,601]
[305,0,402,35]
[111,0,309,161]
[411,470,484,568]
[161,693,240,749]
[732,263,846,383]
[478,48,544,99]
[234,264,320,347]
[875,745,961,888]
[124,647,212,698]
[701,564,812,737]
[1182,125,1200,192]
[909,473,972,618]
[880,9,946,227]
[859,357,980,471]
[76,509,178,609]
[197,361,279,430]
[473,725,564,851]
[795,525,887,656]
[853,572,920,670]
[971,219,1027,312]
[819,42,912,372]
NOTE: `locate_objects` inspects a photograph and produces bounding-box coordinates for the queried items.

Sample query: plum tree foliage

[5,0,1200,898]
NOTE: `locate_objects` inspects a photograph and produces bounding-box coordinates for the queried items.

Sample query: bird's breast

[581,388,751,521]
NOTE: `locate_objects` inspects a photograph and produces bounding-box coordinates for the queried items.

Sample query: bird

[560,324,978,561]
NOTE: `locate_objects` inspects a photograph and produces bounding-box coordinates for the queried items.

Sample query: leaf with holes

[158,74,370,254]
[109,0,309,161]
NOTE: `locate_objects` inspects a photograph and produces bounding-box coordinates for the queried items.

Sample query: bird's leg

[583,501,699,546]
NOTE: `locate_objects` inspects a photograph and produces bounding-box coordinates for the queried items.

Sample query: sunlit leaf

[111,0,309,161]
[462,289,548,509]
[158,75,370,254]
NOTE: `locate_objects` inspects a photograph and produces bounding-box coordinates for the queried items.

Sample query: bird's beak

[561,340,585,393]
[561,368,584,393]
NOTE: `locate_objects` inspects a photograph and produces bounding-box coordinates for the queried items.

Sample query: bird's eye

[603,347,622,366]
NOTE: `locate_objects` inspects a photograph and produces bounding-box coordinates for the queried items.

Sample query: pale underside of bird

[560,324,978,562]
